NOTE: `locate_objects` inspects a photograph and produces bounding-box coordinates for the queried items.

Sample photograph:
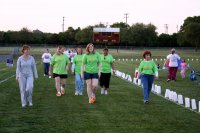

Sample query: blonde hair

[21,45,30,53]
[85,43,95,54]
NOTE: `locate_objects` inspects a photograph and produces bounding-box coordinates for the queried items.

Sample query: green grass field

[0,48,200,133]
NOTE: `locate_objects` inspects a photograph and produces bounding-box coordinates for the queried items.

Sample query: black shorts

[53,73,68,79]
[100,73,111,88]
[84,72,98,80]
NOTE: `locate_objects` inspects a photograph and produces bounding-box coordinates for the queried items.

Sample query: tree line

[0,16,199,49]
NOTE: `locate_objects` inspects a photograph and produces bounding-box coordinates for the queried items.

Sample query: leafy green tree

[110,22,130,44]
[178,16,200,50]
[128,23,157,46]
[184,22,200,51]
[75,26,93,44]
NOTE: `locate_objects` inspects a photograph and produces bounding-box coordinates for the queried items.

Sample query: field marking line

[0,74,15,84]
[0,68,8,71]
[0,62,39,84]
[114,73,200,115]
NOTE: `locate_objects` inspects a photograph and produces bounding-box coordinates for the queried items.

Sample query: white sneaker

[44,74,46,76]
[29,103,33,107]
[104,90,108,95]
[75,92,78,95]
[101,88,105,94]
[79,92,83,95]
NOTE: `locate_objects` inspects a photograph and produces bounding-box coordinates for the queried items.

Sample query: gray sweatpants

[19,75,34,106]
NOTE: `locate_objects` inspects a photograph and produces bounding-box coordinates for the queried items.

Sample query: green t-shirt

[100,54,114,73]
[138,60,158,75]
[50,54,69,74]
[82,53,100,74]
[73,54,84,74]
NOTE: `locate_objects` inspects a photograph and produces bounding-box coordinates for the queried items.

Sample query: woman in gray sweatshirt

[16,45,38,108]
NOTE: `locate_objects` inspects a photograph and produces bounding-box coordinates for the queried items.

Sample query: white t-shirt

[63,50,71,58]
[167,54,180,67]
[42,53,51,63]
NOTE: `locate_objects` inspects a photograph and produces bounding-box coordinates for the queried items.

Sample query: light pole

[62,16,65,32]
[164,24,168,34]
[124,13,129,26]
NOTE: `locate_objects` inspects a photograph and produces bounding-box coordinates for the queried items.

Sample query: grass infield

[0,48,200,133]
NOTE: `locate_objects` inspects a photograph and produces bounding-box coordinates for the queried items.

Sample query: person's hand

[155,76,159,79]
[112,70,116,75]
[98,72,101,78]
[81,73,84,79]
[49,71,52,76]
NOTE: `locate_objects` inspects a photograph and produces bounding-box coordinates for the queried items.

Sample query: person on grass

[138,50,158,104]
[73,47,84,96]
[165,48,181,82]
[180,59,187,78]
[99,48,115,95]
[81,43,100,104]
[49,45,69,97]
[41,48,51,76]
[16,45,38,108]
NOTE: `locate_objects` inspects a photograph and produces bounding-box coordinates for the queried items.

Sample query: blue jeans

[141,74,154,101]
[75,74,84,94]
[43,63,50,75]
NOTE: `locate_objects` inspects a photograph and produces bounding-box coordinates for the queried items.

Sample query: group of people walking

[16,44,185,107]
[16,43,115,107]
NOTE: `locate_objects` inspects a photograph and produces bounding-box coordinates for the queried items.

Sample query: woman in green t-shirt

[99,48,115,95]
[73,47,84,96]
[81,43,100,104]
[49,45,69,97]
[138,51,158,104]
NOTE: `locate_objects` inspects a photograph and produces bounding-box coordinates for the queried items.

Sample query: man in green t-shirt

[49,46,69,97]
[99,48,115,95]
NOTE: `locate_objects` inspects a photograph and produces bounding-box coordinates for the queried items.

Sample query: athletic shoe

[29,103,33,107]
[79,92,83,96]
[104,90,108,95]
[44,74,46,76]
[167,79,171,82]
[144,100,149,104]
[92,97,96,102]
[89,98,95,103]
[75,92,78,96]
[22,104,26,108]
[101,88,105,94]
[61,88,65,94]
[56,92,61,97]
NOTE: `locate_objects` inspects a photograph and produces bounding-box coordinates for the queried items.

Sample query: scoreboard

[93,28,120,44]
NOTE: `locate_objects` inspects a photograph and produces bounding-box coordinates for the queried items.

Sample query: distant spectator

[165,48,181,82]
[180,59,187,78]
[41,48,51,76]
[157,63,160,69]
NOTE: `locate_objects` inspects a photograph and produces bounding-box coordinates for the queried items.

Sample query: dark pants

[43,63,50,75]
[168,67,178,80]
[141,74,154,101]
[100,73,111,89]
